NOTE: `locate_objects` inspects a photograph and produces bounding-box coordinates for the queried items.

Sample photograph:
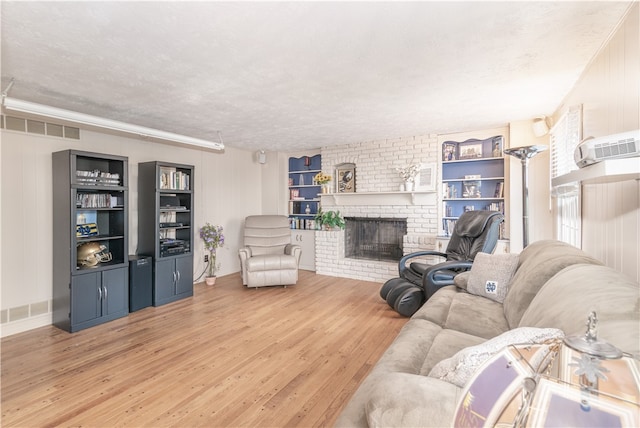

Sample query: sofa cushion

[453,271,471,290]
[428,327,564,387]
[519,263,640,355]
[334,319,444,427]
[365,372,461,428]
[467,252,519,303]
[412,285,459,325]
[420,329,486,375]
[442,293,510,339]
[246,254,298,271]
[503,240,602,328]
[413,286,509,340]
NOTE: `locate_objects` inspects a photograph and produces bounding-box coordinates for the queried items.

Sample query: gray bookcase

[138,161,194,306]
[52,150,129,332]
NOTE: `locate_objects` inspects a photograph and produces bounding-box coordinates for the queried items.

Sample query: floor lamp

[503,145,548,247]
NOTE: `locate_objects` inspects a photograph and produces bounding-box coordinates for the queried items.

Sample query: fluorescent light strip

[2,97,224,151]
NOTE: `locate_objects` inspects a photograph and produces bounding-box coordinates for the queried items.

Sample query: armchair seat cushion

[246,254,299,271]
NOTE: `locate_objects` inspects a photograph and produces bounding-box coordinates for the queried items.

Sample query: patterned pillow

[428,327,564,387]
[467,252,519,303]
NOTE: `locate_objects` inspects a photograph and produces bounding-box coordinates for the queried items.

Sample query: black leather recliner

[381,210,504,317]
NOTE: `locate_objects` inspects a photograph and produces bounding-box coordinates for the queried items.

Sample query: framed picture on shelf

[463,180,482,198]
[442,142,458,161]
[491,138,503,157]
[459,142,483,159]
[415,163,436,191]
[335,163,356,193]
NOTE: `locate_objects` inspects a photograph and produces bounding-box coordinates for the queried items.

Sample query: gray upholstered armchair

[238,215,302,288]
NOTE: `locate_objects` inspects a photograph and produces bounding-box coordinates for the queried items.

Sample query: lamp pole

[503,145,548,247]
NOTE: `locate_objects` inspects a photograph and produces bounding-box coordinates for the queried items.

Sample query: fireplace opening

[345,217,407,262]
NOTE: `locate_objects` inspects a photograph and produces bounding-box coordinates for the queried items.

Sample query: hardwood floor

[1,271,408,427]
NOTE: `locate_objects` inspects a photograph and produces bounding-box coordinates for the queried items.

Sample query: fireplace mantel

[320,191,436,206]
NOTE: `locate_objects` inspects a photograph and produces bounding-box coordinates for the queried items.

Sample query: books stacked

[160,168,190,190]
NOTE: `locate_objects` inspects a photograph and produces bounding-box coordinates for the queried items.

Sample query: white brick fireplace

[315,135,441,283]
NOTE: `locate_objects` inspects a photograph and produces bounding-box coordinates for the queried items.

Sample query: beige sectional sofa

[335,240,640,427]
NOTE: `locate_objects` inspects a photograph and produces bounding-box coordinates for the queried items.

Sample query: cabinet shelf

[289,169,321,174]
[440,136,507,238]
[77,234,125,242]
[72,184,127,191]
[77,207,124,211]
[442,156,503,164]
[75,260,128,271]
[159,189,192,194]
[442,176,504,182]
[444,197,504,201]
[289,154,321,268]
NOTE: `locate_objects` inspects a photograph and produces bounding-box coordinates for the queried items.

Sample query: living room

[1,2,639,426]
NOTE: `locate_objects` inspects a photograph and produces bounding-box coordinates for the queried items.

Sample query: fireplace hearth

[345,217,407,262]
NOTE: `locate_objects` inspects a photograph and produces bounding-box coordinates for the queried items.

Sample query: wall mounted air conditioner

[575,129,640,168]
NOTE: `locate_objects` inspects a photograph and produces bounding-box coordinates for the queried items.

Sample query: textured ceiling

[0,2,633,152]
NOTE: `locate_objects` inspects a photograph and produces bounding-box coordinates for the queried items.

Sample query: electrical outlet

[204,254,209,263]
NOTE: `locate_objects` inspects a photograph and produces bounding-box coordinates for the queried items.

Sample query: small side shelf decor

[315,171,332,194]
[396,163,422,191]
[200,223,224,285]
[288,154,321,230]
[138,161,194,306]
[52,150,129,332]
[440,136,506,237]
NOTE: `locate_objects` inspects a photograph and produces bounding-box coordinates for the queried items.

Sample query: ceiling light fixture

[2,97,224,151]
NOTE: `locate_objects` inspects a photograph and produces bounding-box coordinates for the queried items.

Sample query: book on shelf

[442,218,457,237]
[289,218,317,230]
[494,181,504,198]
[485,201,505,212]
[159,167,190,190]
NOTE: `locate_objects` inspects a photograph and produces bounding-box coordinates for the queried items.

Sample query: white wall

[1,126,265,335]
[551,3,639,281]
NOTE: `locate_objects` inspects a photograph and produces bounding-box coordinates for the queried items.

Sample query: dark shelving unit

[52,150,129,332]
[138,161,194,306]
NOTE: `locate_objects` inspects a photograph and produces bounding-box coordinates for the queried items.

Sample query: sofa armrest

[285,244,302,264]
[238,247,252,285]
[453,271,471,290]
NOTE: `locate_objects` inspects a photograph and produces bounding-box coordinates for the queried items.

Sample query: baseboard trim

[1,313,52,338]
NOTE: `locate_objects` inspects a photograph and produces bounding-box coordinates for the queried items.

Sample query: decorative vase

[205,276,216,286]
[322,184,330,194]
[405,181,414,191]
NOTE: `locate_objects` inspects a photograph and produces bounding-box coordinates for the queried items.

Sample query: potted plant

[199,223,224,285]
[314,209,346,230]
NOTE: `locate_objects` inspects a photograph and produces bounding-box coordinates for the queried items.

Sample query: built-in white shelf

[552,157,639,187]
[320,191,436,206]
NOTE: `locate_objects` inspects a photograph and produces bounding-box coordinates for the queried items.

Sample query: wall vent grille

[1,114,80,139]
